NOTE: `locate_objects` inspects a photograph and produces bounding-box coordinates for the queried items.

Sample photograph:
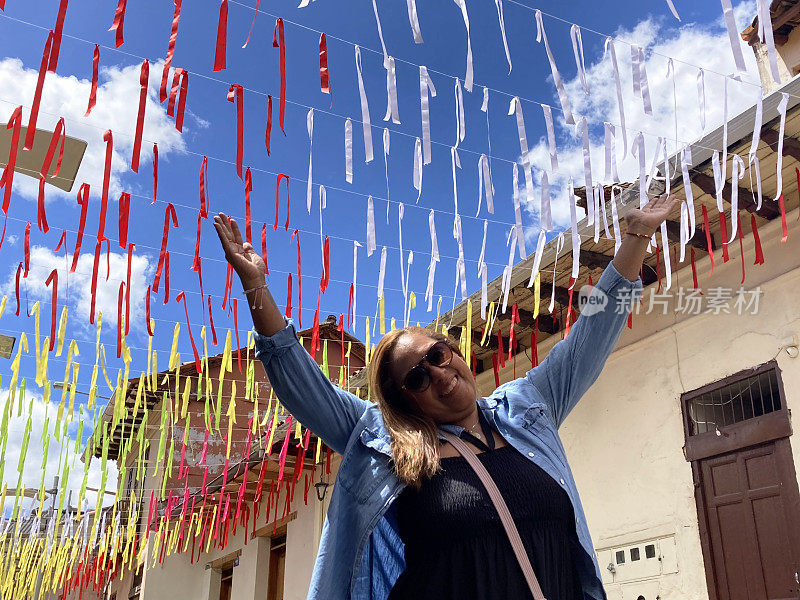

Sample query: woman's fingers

[229,218,244,246]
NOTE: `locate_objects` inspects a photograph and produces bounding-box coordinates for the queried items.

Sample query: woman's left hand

[624,194,681,236]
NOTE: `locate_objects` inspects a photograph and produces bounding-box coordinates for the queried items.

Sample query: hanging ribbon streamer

[37,117,66,233]
[241,0,259,48]
[45,270,57,352]
[109,0,127,47]
[454,78,466,149]
[451,146,461,214]
[406,0,423,43]
[261,222,269,274]
[85,45,99,116]
[477,154,494,216]
[152,142,159,204]
[541,104,558,172]
[567,179,581,280]
[97,130,113,242]
[511,164,527,259]
[631,44,653,115]
[125,242,134,334]
[452,214,468,300]
[452,0,473,91]
[118,192,130,248]
[290,229,302,328]
[344,117,354,183]
[419,66,437,165]
[377,247,387,311]
[167,68,189,132]
[527,228,547,288]
[604,122,619,184]
[728,154,745,242]
[720,0,747,72]
[383,57,401,124]
[275,173,290,231]
[697,68,706,132]
[366,195,376,256]
[354,46,374,163]
[540,170,552,231]
[501,225,518,313]
[160,0,183,101]
[319,33,331,101]
[756,0,780,83]
[604,38,627,157]
[773,93,789,201]
[89,241,101,322]
[426,210,439,312]
[413,137,423,201]
[153,203,178,293]
[305,108,314,213]
[494,0,512,73]
[244,166,253,243]
[265,94,273,156]
[227,84,244,179]
[176,292,201,373]
[666,0,681,20]
[350,240,361,328]
[751,214,765,265]
[71,183,89,272]
[578,116,593,219]
[26,32,58,152]
[631,132,647,208]
[680,145,696,237]
[130,59,149,173]
[535,10,573,125]
[214,0,228,71]
[570,25,590,94]
[273,18,286,134]
[749,85,764,210]
[508,97,534,206]
[383,128,391,221]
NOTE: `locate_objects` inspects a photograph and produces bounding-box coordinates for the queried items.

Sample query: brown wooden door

[699,439,800,599]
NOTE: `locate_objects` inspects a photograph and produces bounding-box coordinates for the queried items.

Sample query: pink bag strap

[440,431,548,600]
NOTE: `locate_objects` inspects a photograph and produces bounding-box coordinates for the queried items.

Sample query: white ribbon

[679,197,689,263]
[604,122,620,183]
[451,146,461,214]
[377,245,387,299]
[494,0,512,73]
[453,214,468,300]
[419,66,437,165]
[756,0,781,83]
[540,170,552,231]
[527,229,547,288]
[570,25,590,95]
[548,233,564,314]
[354,46,374,163]
[453,0,474,91]
[478,218,487,276]
[697,68,706,132]
[535,9,574,124]
[680,145,696,237]
[306,108,314,213]
[631,132,647,208]
[352,240,362,325]
[454,78,466,148]
[477,154,495,215]
[501,225,518,313]
[426,210,439,311]
[660,220,672,291]
[406,0,423,43]
[774,92,789,201]
[729,154,745,243]
[610,186,622,255]
[568,179,580,280]
[366,195,376,256]
[383,128,391,223]
[631,44,653,115]
[371,0,389,68]
[413,137,423,202]
[319,183,326,255]
[712,151,725,213]
[542,104,558,172]
[720,0,748,72]
[398,203,406,300]
[383,56,401,124]
[509,97,535,206]
[479,261,488,319]
[605,38,627,157]
[748,85,764,209]
[512,163,527,259]
[578,116,593,219]
[666,0,681,20]
[345,117,353,183]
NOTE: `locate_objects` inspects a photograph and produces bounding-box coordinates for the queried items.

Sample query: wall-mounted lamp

[314,481,331,501]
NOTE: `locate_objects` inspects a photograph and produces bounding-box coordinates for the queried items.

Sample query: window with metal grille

[686,368,782,436]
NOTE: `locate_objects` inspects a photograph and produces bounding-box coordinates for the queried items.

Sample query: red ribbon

[25,31,55,151]
[1,106,23,214]
[54,230,67,253]
[347,283,354,330]
[104,238,111,280]
[0,213,6,252]
[14,263,21,316]
[232,297,242,372]
[90,240,101,323]
[779,193,788,242]
[244,166,253,243]
[197,255,205,318]
[275,173,290,231]
[159,0,182,102]
[492,353,500,387]
[690,248,699,290]
[291,229,302,328]
[45,269,57,352]
[37,116,66,233]
[737,213,745,284]
[49,0,69,72]
[719,211,729,262]
[310,291,321,355]
[192,210,203,272]
[265,94,273,156]
[71,183,89,272]
[109,0,127,47]
[176,291,202,372]
[654,243,661,293]
[117,281,124,358]
[273,19,286,134]
[151,142,158,204]
[564,277,575,338]
[285,273,292,318]
[199,155,210,217]
[242,0,261,48]
[277,416,293,481]
[145,285,153,336]
[167,68,188,132]
[751,214,764,265]
[319,33,331,101]
[261,222,269,274]
[227,84,244,179]
[320,235,330,293]
[701,204,715,276]
[125,242,135,335]
[23,221,30,278]
[222,263,233,310]
[214,0,228,71]
[131,59,149,172]
[208,294,218,345]
[98,130,113,241]
[497,330,505,367]
[531,319,539,367]
[163,251,170,305]
[152,202,178,292]
[118,192,130,248]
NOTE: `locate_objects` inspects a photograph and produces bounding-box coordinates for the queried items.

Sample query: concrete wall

[753,26,800,93]
[478,208,800,599]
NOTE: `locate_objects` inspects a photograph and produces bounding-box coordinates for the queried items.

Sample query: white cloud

[522,2,761,233]
[0,57,187,202]
[1,246,154,332]
[1,388,117,515]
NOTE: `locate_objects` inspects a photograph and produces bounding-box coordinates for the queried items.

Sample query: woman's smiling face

[386,331,478,425]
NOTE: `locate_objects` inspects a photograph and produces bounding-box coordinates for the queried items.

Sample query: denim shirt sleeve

[253,319,370,455]
[524,260,642,428]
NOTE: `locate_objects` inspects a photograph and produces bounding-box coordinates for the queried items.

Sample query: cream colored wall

[754,26,800,92]
[478,209,800,599]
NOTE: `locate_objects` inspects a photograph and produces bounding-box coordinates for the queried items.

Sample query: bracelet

[243,284,268,309]
[626,231,652,240]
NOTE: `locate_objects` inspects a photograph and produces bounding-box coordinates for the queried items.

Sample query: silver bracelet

[243,284,268,309]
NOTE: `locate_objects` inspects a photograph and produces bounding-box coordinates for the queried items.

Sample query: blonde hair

[368,326,462,489]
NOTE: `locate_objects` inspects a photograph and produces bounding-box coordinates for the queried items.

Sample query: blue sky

[0,0,763,497]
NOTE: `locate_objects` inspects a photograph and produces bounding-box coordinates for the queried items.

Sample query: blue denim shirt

[254,261,642,600]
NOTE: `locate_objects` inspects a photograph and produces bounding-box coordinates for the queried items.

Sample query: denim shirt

[254,261,642,600]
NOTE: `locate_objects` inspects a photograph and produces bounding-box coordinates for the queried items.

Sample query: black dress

[388,444,584,600]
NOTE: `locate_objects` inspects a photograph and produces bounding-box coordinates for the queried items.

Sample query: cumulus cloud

[0,56,188,202]
[1,246,153,332]
[522,2,761,233]
[1,388,117,514]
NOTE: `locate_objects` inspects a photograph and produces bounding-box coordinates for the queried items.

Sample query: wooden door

[267,544,286,600]
[698,439,800,599]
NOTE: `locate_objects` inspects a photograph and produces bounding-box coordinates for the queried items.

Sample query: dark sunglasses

[400,341,454,393]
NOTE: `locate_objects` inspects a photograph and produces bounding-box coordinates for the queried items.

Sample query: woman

[213,194,677,600]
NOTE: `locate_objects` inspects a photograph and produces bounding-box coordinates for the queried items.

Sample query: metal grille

[687,368,782,436]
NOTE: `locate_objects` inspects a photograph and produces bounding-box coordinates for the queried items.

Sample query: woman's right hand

[213,213,266,289]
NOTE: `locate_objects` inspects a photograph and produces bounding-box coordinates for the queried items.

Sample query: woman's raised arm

[214,213,369,454]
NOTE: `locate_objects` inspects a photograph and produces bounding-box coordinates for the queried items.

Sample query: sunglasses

[400,341,454,393]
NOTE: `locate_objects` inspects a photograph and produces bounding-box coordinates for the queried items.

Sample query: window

[267,534,287,600]
[630,547,640,561]
[219,567,234,600]
[129,565,143,599]
[615,550,625,565]
[645,544,656,559]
